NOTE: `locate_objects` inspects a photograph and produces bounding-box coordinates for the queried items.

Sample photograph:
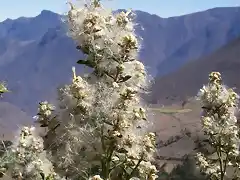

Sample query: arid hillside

[151,37,240,105]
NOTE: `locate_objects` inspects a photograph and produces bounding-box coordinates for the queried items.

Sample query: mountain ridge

[1,6,240,116]
[151,36,240,105]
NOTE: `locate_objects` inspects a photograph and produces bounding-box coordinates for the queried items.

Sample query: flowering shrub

[40,0,157,179]
[0,0,157,180]
[9,126,60,180]
[2,1,239,180]
[196,72,240,180]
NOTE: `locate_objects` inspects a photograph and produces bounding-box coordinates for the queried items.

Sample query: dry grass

[150,99,203,172]
[0,99,203,178]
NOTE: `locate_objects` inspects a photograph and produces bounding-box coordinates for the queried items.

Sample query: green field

[149,107,192,114]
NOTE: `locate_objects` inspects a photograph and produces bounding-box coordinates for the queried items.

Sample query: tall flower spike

[209,71,222,84]
[196,71,240,180]
[24,1,158,179]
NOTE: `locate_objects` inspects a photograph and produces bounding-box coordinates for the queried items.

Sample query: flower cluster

[38,0,157,179]
[34,101,55,128]
[196,72,240,179]
[67,0,146,88]
[0,81,8,97]
[8,126,62,180]
[1,1,157,179]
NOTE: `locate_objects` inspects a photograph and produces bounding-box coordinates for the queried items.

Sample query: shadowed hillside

[156,6,240,77]
[151,37,240,104]
[0,101,32,140]
[0,7,240,125]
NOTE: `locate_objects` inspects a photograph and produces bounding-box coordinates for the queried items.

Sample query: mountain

[151,37,240,105]
[1,7,240,115]
[156,6,240,77]
[0,102,32,140]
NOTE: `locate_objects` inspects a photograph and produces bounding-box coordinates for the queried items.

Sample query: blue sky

[0,0,240,22]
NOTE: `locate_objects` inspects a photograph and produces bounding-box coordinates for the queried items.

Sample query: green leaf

[40,172,45,180]
[77,59,95,68]
[76,59,87,64]
[119,75,132,83]
[117,148,128,153]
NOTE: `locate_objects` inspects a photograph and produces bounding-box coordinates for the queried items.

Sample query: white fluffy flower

[196,72,240,179]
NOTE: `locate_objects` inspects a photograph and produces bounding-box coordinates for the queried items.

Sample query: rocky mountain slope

[151,37,240,105]
[0,7,240,115]
[156,6,240,77]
